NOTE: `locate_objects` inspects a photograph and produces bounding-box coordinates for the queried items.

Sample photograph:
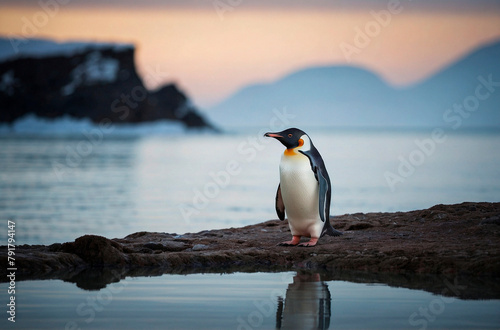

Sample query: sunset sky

[1,0,500,107]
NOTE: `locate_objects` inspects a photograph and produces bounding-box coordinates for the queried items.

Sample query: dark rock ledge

[1,202,499,298]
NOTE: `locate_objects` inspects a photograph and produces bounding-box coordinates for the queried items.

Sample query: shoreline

[1,202,499,297]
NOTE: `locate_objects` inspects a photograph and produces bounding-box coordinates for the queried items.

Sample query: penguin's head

[264,128,311,154]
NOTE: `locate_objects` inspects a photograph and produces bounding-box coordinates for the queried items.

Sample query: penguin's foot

[298,237,318,247]
[277,235,301,246]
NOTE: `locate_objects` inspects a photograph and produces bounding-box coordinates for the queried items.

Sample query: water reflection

[277,272,331,330]
[5,271,499,330]
[38,266,500,301]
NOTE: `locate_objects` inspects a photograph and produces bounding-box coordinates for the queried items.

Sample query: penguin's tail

[322,221,343,237]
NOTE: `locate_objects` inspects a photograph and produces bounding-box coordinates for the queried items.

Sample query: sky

[1,0,500,108]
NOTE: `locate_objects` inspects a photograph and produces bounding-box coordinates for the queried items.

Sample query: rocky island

[0,38,215,129]
[1,202,499,298]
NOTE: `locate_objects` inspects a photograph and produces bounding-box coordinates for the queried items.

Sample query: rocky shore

[1,202,499,297]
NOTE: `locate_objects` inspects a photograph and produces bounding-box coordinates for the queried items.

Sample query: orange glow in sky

[1,5,500,107]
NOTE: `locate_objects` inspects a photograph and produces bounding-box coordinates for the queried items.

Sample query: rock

[143,242,165,250]
[61,235,127,267]
[481,216,500,226]
[0,38,216,130]
[346,222,373,230]
[192,244,209,251]
[1,202,499,297]
[162,241,189,252]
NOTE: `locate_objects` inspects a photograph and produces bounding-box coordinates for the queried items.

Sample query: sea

[0,116,499,329]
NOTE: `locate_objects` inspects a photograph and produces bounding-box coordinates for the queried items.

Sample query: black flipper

[317,169,329,223]
[318,168,342,237]
[275,184,285,221]
[299,147,343,237]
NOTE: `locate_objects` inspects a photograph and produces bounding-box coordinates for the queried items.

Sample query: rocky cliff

[0,38,214,129]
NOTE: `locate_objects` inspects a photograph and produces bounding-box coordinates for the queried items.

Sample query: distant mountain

[0,38,216,130]
[208,40,500,128]
[403,40,500,127]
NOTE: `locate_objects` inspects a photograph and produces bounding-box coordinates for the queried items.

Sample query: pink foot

[298,237,319,247]
[277,235,301,246]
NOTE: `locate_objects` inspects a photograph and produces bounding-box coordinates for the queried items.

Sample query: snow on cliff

[0,38,133,62]
[61,51,120,95]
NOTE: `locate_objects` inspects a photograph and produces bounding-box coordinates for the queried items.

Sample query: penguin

[264,128,342,247]
[276,272,331,329]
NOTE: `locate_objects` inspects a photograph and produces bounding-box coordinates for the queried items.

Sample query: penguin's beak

[265,131,294,149]
[264,132,283,139]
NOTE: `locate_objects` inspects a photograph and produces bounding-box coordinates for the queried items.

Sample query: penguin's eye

[288,134,293,138]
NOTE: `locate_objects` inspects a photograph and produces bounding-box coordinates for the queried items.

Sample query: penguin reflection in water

[276,272,331,329]
[264,128,342,247]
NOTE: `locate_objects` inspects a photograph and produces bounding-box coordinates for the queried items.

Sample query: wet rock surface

[1,202,499,298]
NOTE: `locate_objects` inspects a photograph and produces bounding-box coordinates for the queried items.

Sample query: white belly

[279,153,323,238]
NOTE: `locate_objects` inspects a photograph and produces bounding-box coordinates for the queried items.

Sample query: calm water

[0,128,499,245]
[1,125,499,329]
[0,272,499,329]
[0,272,500,329]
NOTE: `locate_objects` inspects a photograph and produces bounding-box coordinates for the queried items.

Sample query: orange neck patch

[284,138,304,156]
